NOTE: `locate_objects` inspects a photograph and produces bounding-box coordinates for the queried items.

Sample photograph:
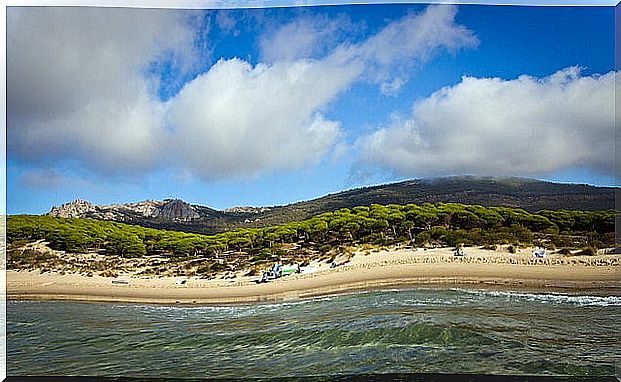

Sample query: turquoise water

[7,288,621,378]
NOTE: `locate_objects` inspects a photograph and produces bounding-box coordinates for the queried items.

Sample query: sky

[5,2,618,214]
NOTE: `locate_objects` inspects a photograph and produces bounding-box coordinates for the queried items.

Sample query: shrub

[556,248,572,256]
[196,265,211,274]
[210,262,228,272]
[577,246,597,256]
[99,270,117,277]
[250,250,272,263]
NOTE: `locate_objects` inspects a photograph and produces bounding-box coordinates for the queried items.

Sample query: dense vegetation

[8,203,615,261]
[244,177,616,230]
[50,177,616,235]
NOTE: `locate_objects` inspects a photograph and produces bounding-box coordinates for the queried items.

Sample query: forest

[7,202,615,261]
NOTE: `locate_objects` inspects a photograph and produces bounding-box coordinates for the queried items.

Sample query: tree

[107,232,146,258]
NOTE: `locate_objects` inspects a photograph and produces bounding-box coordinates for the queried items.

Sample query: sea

[6,288,621,379]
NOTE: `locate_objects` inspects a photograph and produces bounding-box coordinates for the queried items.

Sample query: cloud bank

[8,5,478,182]
[357,67,616,178]
[7,7,201,175]
[167,5,477,179]
[15,7,613,185]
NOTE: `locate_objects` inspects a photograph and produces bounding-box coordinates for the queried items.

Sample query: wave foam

[453,289,621,306]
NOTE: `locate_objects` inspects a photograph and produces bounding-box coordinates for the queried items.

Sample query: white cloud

[356,6,477,67]
[357,67,616,178]
[380,77,406,96]
[8,6,477,181]
[343,5,478,88]
[216,10,239,36]
[7,7,199,174]
[258,13,358,63]
[168,5,476,179]
[167,58,353,179]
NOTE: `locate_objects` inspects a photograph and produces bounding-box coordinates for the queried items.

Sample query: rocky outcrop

[224,206,271,214]
[158,199,199,221]
[48,199,98,218]
[47,199,200,222]
[118,200,163,219]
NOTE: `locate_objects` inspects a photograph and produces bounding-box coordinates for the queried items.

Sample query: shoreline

[8,277,620,305]
[8,247,621,304]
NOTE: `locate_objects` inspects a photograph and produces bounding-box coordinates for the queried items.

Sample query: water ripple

[7,288,620,378]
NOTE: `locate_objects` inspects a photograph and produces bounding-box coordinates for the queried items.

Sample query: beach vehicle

[453,247,465,257]
[175,279,187,285]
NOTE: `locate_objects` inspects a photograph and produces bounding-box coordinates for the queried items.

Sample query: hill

[45,176,617,234]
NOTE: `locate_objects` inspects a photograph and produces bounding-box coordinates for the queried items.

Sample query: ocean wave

[87,287,621,316]
[452,289,621,306]
[126,294,345,315]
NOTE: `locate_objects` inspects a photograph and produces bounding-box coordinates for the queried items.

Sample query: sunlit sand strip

[7,247,621,304]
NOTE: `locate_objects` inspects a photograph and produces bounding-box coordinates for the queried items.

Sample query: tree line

[7,203,615,258]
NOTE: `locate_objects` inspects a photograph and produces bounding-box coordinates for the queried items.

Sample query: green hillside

[43,177,617,235]
[9,202,615,262]
[236,177,616,229]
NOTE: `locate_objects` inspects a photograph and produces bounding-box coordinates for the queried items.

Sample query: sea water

[7,288,621,378]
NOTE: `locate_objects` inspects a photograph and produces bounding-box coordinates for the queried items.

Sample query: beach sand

[7,247,621,304]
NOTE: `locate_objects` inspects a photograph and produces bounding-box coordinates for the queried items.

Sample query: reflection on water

[7,288,621,378]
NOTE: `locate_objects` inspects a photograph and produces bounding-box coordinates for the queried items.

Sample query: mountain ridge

[45,176,617,234]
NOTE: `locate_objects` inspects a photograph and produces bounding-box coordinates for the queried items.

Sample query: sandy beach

[7,247,621,304]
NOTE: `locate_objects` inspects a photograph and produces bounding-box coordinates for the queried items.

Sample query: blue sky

[6,3,617,214]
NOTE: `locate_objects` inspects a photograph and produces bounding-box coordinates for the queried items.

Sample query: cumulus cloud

[8,5,477,181]
[342,5,478,87]
[167,58,354,179]
[167,5,476,179]
[7,7,199,174]
[357,67,616,178]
